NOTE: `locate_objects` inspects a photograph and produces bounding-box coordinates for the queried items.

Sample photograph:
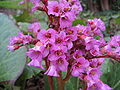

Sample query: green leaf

[18,65,41,80]
[0,0,26,9]
[17,22,30,31]
[14,10,32,22]
[0,13,26,82]
[114,17,120,24]
[15,65,41,89]
[107,62,120,89]
[72,19,87,26]
[94,35,100,40]
[101,60,120,90]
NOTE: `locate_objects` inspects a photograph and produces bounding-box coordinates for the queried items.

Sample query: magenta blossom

[47,1,61,16]
[87,18,106,31]
[37,28,57,43]
[66,27,78,41]
[88,68,102,80]
[87,80,112,90]
[109,35,120,47]
[48,45,67,61]
[71,57,89,77]
[73,50,84,59]
[45,65,59,77]
[60,12,75,28]
[54,57,68,71]
[28,22,41,36]
[26,45,44,69]
[55,31,66,46]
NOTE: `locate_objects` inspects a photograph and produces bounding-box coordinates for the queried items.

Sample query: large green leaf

[0,13,26,82]
[101,59,120,90]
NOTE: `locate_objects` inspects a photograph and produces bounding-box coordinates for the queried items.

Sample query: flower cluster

[8,0,120,90]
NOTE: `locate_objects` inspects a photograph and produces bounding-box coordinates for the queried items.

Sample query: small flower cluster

[8,0,120,90]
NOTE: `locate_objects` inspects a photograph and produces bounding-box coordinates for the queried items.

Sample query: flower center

[61,16,67,20]
[57,58,63,64]
[45,33,51,38]
[64,8,70,12]
[55,38,62,44]
[75,54,81,59]
[53,6,59,13]
[55,50,63,56]
[68,30,74,35]
[90,70,96,75]
[46,43,52,49]
[75,62,81,68]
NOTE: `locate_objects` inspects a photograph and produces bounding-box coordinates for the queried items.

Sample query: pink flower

[109,35,120,47]
[9,32,23,45]
[71,57,89,77]
[22,35,33,45]
[60,12,75,28]
[8,32,33,45]
[54,57,68,71]
[71,1,83,15]
[48,45,67,61]
[45,65,59,77]
[55,31,66,45]
[26,45,44,69]
[47,1,61,16]
[28,22,41,36]
[88,68,102,80]
[84,37,101,56]
[90,58,105,68]
[31,0,41,12]
[37,29,57,43]
[87,80,112,90]
[66,27,78,41]
[87,18,106,31]
[7,45,20,51]
[73,50,84,59]
[28,59,44,69]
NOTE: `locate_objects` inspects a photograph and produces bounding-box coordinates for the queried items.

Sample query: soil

[0,72,45,90]
[25,72,45,90]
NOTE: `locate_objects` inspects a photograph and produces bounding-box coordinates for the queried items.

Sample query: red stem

[48,76,54,90]
[88,55,120,62]
[63,67,71,82]
[44,58,54,90]
[57,72,65,90]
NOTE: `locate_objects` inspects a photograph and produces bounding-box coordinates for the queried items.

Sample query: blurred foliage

[73,19,87,26]
[0,0,26,9]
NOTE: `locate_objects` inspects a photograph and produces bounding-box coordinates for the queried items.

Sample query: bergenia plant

[8,0,120,90]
